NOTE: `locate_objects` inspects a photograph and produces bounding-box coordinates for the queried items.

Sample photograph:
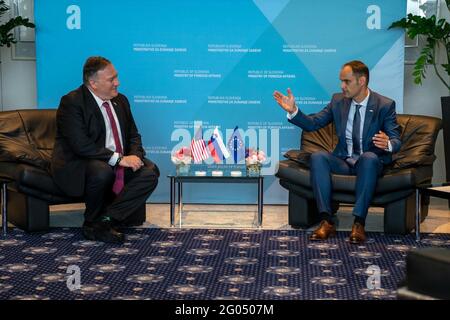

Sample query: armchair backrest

[390,114,442,169]
[300,122,337,154]
[298,114,441,170]
[0,109,57,170]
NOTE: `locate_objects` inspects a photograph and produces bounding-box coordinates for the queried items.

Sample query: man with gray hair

[51,56,159,244]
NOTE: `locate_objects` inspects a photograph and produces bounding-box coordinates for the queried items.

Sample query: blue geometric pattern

[35,1,406,204]
[1,228,448,300]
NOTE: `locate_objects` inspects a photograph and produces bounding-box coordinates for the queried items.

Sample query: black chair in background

[397,247,450,299]
[441,97,450,208]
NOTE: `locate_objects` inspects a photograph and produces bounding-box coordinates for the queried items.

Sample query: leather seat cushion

[280,179,414,205]
[0,162,68,197]
[277,160,432,194]
[285,114,441,171]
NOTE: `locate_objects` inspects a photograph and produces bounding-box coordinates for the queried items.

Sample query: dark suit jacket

[51,84,156,197]
[289,90,401,165]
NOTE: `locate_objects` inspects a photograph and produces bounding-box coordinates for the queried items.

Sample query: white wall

[0,0,36,110]
[0,46,36,110]
[403,0,450,183]
[0,0,448,182]
[404,65,447,183]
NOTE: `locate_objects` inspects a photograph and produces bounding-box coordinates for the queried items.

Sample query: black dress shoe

[115,220,144,230]
[91,226,125,244]
[121,220,144,227]
[82,221,125,244]
[81,225,96,241]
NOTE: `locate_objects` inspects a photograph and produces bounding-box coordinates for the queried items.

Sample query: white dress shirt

[287,89,392,155]
[88,89,124,166]
[345,91,370,157]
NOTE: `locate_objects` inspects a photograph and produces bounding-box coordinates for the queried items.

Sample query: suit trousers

[309,151,383,219]
[84,159,158,224]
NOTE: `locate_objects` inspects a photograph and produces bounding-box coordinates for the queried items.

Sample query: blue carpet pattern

[0,228,449,300]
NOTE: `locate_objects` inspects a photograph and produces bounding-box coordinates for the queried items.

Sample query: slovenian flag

[208,127,230,163]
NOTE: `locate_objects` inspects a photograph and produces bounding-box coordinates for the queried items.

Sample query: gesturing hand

[273,88,297,114]
[119,155,144,172]
[372,131,390,150]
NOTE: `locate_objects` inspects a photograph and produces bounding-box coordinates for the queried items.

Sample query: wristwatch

[115,155,123,166]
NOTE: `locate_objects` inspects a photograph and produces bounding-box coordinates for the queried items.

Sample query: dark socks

[320,212,334,224]
[353,216,366,226]
[93,215,116,229]
[101,216,112,223]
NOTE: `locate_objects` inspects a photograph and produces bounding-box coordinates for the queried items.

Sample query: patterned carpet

[0,227,449,300]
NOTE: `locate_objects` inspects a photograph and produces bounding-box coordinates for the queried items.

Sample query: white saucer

[230,171,242,177]
[194,171,207,176]
[211,170,223,176]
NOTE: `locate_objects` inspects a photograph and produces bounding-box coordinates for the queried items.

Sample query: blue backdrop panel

[35,0,406,204]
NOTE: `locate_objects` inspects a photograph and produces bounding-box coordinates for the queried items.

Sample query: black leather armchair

[0,109,145,232]
[276,114,442,234]
[0,109,80,231]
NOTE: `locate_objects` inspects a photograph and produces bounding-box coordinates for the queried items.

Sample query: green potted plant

[389,0,450,198]
[389,0,450,89]
[0,0,35,111]
[0,0,35,47]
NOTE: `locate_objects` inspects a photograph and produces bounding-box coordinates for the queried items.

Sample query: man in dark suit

[273,60,401,244]
[51,56,159,244]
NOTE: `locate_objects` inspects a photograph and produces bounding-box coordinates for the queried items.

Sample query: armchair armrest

[283,149,311,168]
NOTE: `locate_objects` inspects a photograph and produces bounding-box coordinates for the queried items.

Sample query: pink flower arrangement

[245,148,266,166]
[171,147,192,165]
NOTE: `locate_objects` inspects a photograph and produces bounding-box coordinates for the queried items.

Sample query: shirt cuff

[286,106,299,120]
[386,140,393,152]
[108,152,120,166]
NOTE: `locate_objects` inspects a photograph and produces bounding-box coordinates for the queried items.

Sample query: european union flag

[227,126,245,163]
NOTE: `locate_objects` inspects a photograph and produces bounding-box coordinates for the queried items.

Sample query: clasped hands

[273,88,390,151]
[119,155,144,172]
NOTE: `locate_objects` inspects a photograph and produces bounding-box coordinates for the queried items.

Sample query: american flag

[190,125,209,163]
